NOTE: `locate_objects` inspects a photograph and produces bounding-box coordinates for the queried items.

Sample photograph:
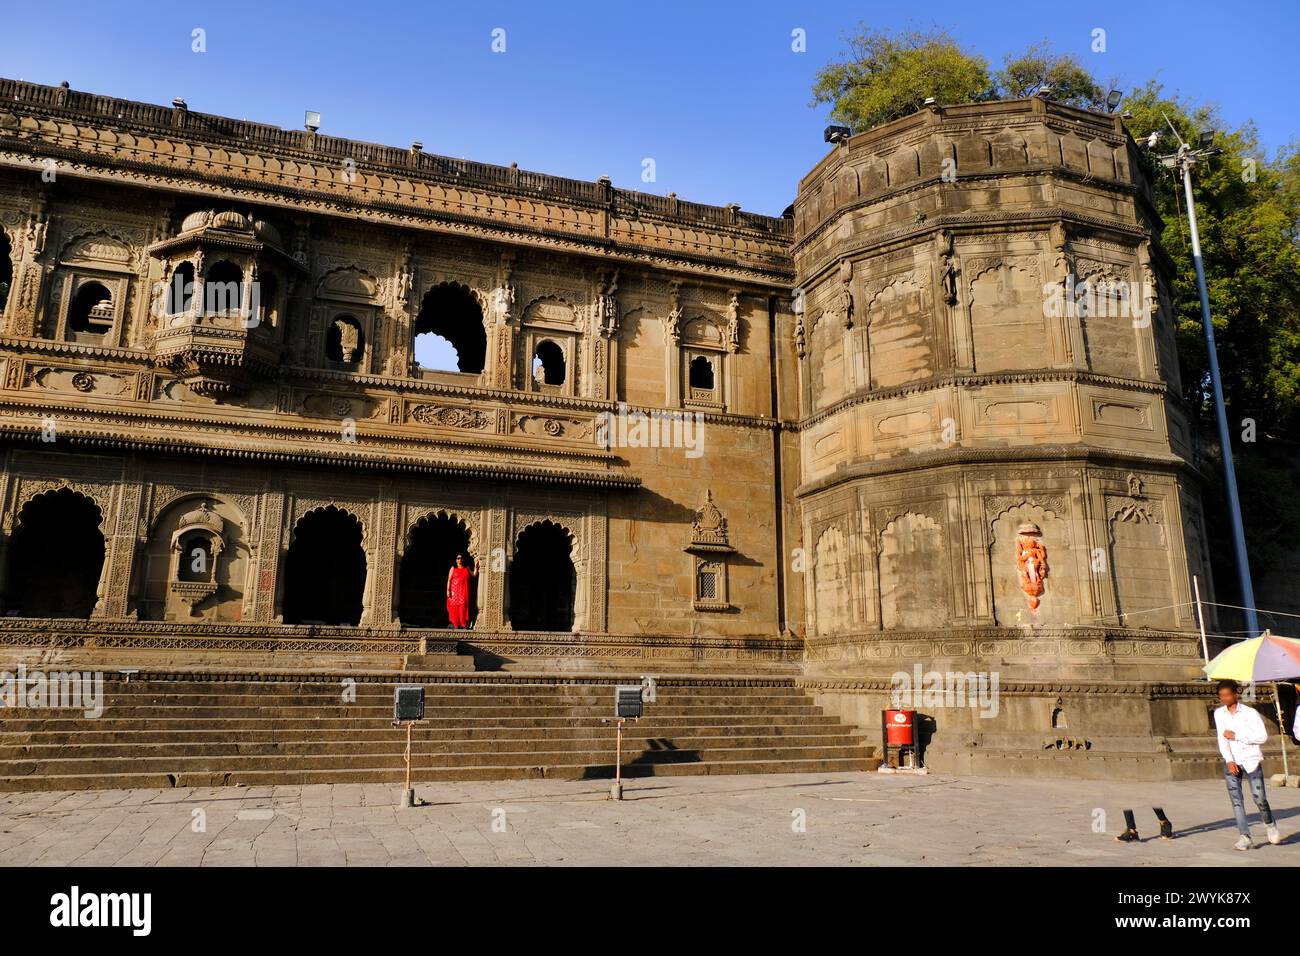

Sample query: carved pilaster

[94,470,142,620]
[254,488,286,623]
[365,492,400,628]
[482,501,507,630]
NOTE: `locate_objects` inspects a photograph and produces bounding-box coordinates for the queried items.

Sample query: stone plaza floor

[0,771,1297,866]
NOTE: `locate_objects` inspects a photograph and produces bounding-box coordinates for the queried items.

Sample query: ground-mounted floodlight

[616,685,644,719]
[304,110,321,132]
[392,684,425,807]
[609,685,647,800]
[394,684,424,722]
[1106,89,1124,112]
[824,125,851,145]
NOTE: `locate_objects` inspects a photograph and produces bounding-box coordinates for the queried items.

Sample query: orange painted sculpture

[1014,522,1049,611]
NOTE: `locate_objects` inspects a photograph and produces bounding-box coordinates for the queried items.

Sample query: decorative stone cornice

[798,367,1168,432]
[795,444,1189,498]
[796,676,1243,700]
[796,208,1147,290]
[0,421,641,489]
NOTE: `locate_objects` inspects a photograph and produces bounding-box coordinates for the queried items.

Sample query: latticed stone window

[697,562,718,600]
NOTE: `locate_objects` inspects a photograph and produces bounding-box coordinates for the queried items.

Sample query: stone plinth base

[800,676,1284,781]
[0,619,802,676]
[803,626,1207,683]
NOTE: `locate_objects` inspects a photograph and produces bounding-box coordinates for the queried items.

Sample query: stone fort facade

[0,80,1229,774]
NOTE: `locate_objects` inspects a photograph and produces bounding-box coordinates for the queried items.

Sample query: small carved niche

[168,501,225,616]
[686,490,734,611]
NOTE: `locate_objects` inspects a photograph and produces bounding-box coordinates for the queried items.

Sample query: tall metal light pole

[1159,136,1261,638]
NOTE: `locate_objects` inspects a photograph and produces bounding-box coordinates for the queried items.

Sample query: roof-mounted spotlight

[923,97,937,107]
[1105,89,1124,112]
[304,110,321,132]
[824,125,851,145]
[1036,84,1053,99]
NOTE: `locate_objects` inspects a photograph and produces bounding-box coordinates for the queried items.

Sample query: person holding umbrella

[1213,679,1280,849]
[1204,630,1300,848]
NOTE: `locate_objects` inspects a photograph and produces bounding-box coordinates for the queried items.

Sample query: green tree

[811,27,992,130]
[1122,81,1300,439]
[995,41,1103,108]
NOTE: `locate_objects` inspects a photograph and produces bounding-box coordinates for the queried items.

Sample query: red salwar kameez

[446,565,472,628]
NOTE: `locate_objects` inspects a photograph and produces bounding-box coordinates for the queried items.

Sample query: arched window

[689,354,715,390]
[0,231,12,314]
[67,282,114,336]
[176,531,215,583]
[204,260,244,315]
[413,283,486,374]
[325,315,365,364]
[166,262,195,315]
[532,340,566,386]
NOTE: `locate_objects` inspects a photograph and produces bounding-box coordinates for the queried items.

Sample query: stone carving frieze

[409,404,493,429]
[513,414,592,441]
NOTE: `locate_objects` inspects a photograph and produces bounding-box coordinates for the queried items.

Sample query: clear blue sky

[1,0,1295,218]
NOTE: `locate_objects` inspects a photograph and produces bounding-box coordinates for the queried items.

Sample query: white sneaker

[1267,825,1280,845]
[1234,834,1253,851]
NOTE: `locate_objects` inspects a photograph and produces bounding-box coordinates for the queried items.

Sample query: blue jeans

[1224,765,1274,836]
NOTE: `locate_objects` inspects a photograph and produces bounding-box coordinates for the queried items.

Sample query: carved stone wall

[793,98,1207,681]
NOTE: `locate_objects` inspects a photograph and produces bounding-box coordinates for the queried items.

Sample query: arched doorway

[6,488,105,617]
[0,231,13,316]
[399,513,473,627]
[509,521,575,631]
[282,507,366,625]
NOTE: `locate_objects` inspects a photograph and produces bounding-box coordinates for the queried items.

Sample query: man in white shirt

[1214,680,1280,850]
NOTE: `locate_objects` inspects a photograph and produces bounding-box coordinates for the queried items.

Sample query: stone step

[0,756,878,792]
[83,682,806,698]
[0,743,873,776]
[0,714,840,732]
[0,721,855,745]
[0,731,865,758]
[0,674,877,790]
[54,691,817,707]
[0,703,825,719]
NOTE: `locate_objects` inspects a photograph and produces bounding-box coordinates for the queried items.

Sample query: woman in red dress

[445,554,477,629]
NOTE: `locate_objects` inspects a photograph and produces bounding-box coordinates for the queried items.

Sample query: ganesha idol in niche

[1014,522,1049,612]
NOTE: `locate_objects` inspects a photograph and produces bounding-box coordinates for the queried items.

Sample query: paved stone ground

[0,771,1297,866]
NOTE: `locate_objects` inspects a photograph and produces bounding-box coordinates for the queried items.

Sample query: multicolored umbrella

[1203,631,1299,779]
[1203,632,1300,682]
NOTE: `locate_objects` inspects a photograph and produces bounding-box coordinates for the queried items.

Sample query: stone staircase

[0,674,878,791]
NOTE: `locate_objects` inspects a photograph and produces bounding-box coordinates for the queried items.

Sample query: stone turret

[792,97,1212,682]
